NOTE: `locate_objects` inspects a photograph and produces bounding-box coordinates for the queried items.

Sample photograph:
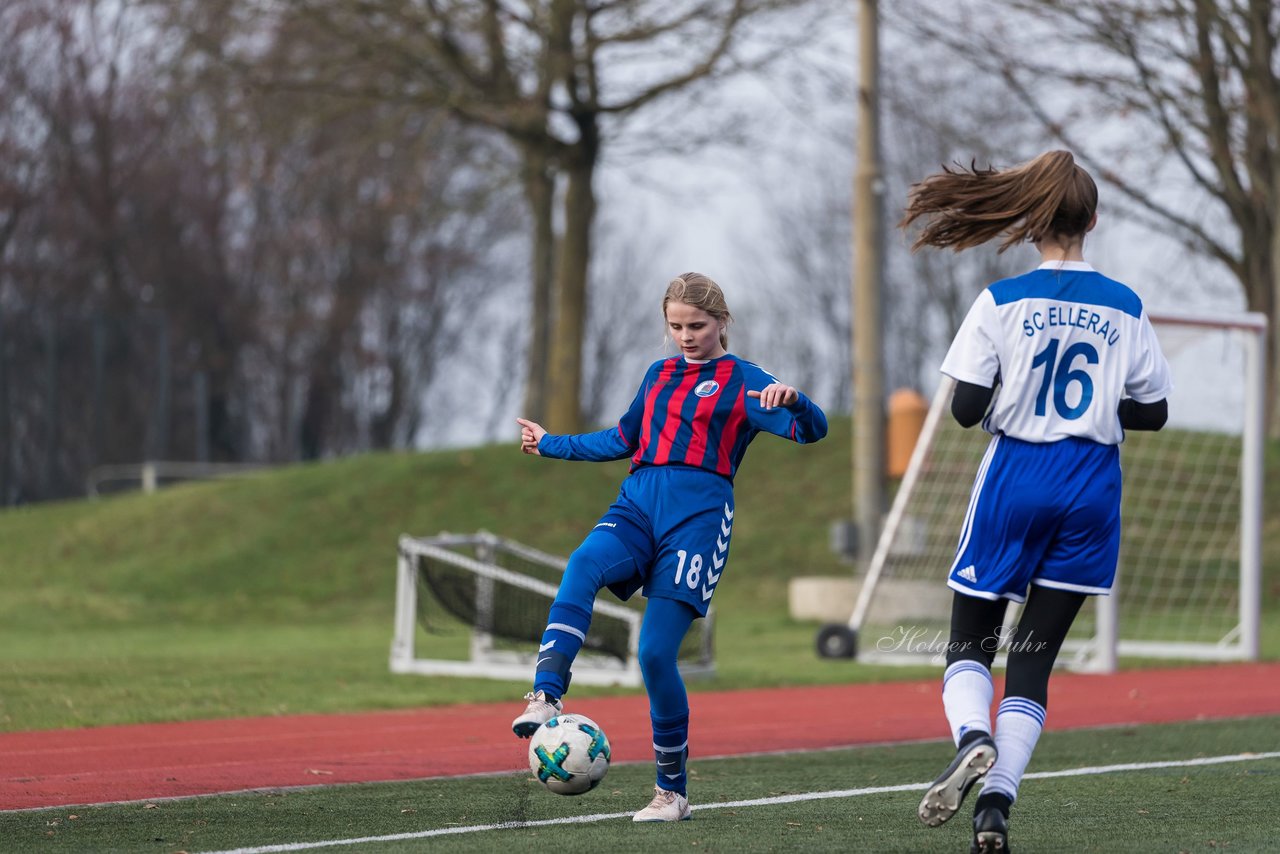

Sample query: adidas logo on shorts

[957,565,978,583]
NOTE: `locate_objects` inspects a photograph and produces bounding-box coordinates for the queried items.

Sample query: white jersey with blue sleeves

[940,261,1173,445]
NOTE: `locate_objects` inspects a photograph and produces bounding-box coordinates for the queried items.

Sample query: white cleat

[511,690,562,738]
[632,785,692,822]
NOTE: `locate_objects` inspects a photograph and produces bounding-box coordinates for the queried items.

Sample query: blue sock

[652,712,690,795]
[532,530,638,699]
[533,602,590,699]
[639,597,697,795]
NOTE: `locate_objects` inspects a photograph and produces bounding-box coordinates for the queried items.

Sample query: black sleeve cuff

[1118,398,1168,431]
[951,381,994,428]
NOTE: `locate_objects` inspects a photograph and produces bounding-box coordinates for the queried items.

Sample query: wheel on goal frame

[815,623,857,659]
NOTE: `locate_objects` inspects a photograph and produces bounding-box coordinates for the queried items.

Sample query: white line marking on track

[200,750,1280,854]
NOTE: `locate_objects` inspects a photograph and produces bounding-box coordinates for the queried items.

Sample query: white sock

[941,660,994,746]
[984,696,1046,802]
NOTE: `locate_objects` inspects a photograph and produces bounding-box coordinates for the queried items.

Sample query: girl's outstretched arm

[746,381,828,444]
[516,418,547,456]
[517,416,637,462]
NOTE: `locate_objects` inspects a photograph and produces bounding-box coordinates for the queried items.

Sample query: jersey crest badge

[694,380,720,398]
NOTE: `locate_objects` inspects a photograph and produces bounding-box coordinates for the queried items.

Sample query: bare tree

[0,0,524,500]
[747,26,1032,410]
[890,0,1280,430]
[0,0,203,498]
[166,22,528,461]
[748,165,853,412]
[880,49,1034,388]
[579,213,669,427]
[166,0,835,433]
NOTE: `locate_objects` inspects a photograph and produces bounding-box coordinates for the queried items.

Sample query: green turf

[4,717,1277,853]
[1,417,1279,731]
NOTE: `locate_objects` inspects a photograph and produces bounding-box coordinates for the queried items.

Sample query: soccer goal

[818,310,1266,673]
[392,531,715,686]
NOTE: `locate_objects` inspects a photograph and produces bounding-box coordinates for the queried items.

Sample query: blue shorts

[949,435,1121,602]
[591,465,735,617]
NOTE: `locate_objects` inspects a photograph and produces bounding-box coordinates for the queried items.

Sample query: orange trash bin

[887,387,928,478]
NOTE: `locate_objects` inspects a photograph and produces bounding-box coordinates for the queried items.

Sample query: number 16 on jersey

[1031,337,1098,420]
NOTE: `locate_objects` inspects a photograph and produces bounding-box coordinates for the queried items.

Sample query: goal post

[392,531,715,686]
[818,310,1266,673]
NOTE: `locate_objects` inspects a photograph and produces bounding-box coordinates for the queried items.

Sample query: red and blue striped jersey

[538,354,827,481]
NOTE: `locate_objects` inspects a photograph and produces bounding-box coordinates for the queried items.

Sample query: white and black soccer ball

[527,713,611,795]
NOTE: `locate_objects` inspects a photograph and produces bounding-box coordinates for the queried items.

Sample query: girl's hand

[515,417,547,455]
[748,383,799,410]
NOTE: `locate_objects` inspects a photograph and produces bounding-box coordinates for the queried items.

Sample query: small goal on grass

[817,310,1265,673]
[392,531,715,686]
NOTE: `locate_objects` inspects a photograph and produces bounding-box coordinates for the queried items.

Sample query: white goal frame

[840,310,1265,673]
[391,531,716,686]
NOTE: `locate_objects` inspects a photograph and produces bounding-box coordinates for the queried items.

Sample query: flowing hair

[898,150,1098,253]
[663,272,733,349]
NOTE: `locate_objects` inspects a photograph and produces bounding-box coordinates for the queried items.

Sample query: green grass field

[0,417,870,731]
[4,717,1277,853]
[2,417,1280,731]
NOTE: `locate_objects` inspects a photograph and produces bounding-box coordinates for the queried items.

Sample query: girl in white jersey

[898,150,1172,854]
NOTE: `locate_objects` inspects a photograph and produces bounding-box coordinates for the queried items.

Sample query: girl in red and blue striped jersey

[512,272,827,822]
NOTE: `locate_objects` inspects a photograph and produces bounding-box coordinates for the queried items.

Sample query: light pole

[852,0,885,570]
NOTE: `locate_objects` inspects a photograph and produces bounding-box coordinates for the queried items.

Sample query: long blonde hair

[898,150,1098,253]
[663,272,733,350]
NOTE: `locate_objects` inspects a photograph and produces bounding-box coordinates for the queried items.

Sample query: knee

[945,594,1005,669]
[637,637,679,679]
[945,645,994,670]
[637,642,668,676]
[564,544,603,580]
[562,535,632,594]
[945,635,996,670]
[558,548,609,602]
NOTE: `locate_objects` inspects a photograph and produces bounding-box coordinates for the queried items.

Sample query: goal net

[833,311,1264,672]
[391,531,715,686]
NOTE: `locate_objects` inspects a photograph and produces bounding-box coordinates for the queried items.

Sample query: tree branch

[999,63,1238,271]
[597,0,750,114]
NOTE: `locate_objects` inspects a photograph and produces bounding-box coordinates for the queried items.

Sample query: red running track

[3,662,1278,811]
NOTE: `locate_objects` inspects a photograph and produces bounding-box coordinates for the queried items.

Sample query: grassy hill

[2,417,1277,732]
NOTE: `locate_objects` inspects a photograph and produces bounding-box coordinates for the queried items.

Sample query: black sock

[974,790,1012,818]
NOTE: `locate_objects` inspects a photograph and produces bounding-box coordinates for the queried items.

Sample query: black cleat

[917,735,997,827]
[970,807,1010,853]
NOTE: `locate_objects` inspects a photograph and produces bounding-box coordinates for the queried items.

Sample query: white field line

[201,750,1280,854]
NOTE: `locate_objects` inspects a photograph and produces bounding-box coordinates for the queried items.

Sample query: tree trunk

[1238,206,1278,437]
[1269,192,1280,437]
[519,142,557,424]
[545,132,598,433]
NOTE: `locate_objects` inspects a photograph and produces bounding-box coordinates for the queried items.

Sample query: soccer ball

[527,713,611,795]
